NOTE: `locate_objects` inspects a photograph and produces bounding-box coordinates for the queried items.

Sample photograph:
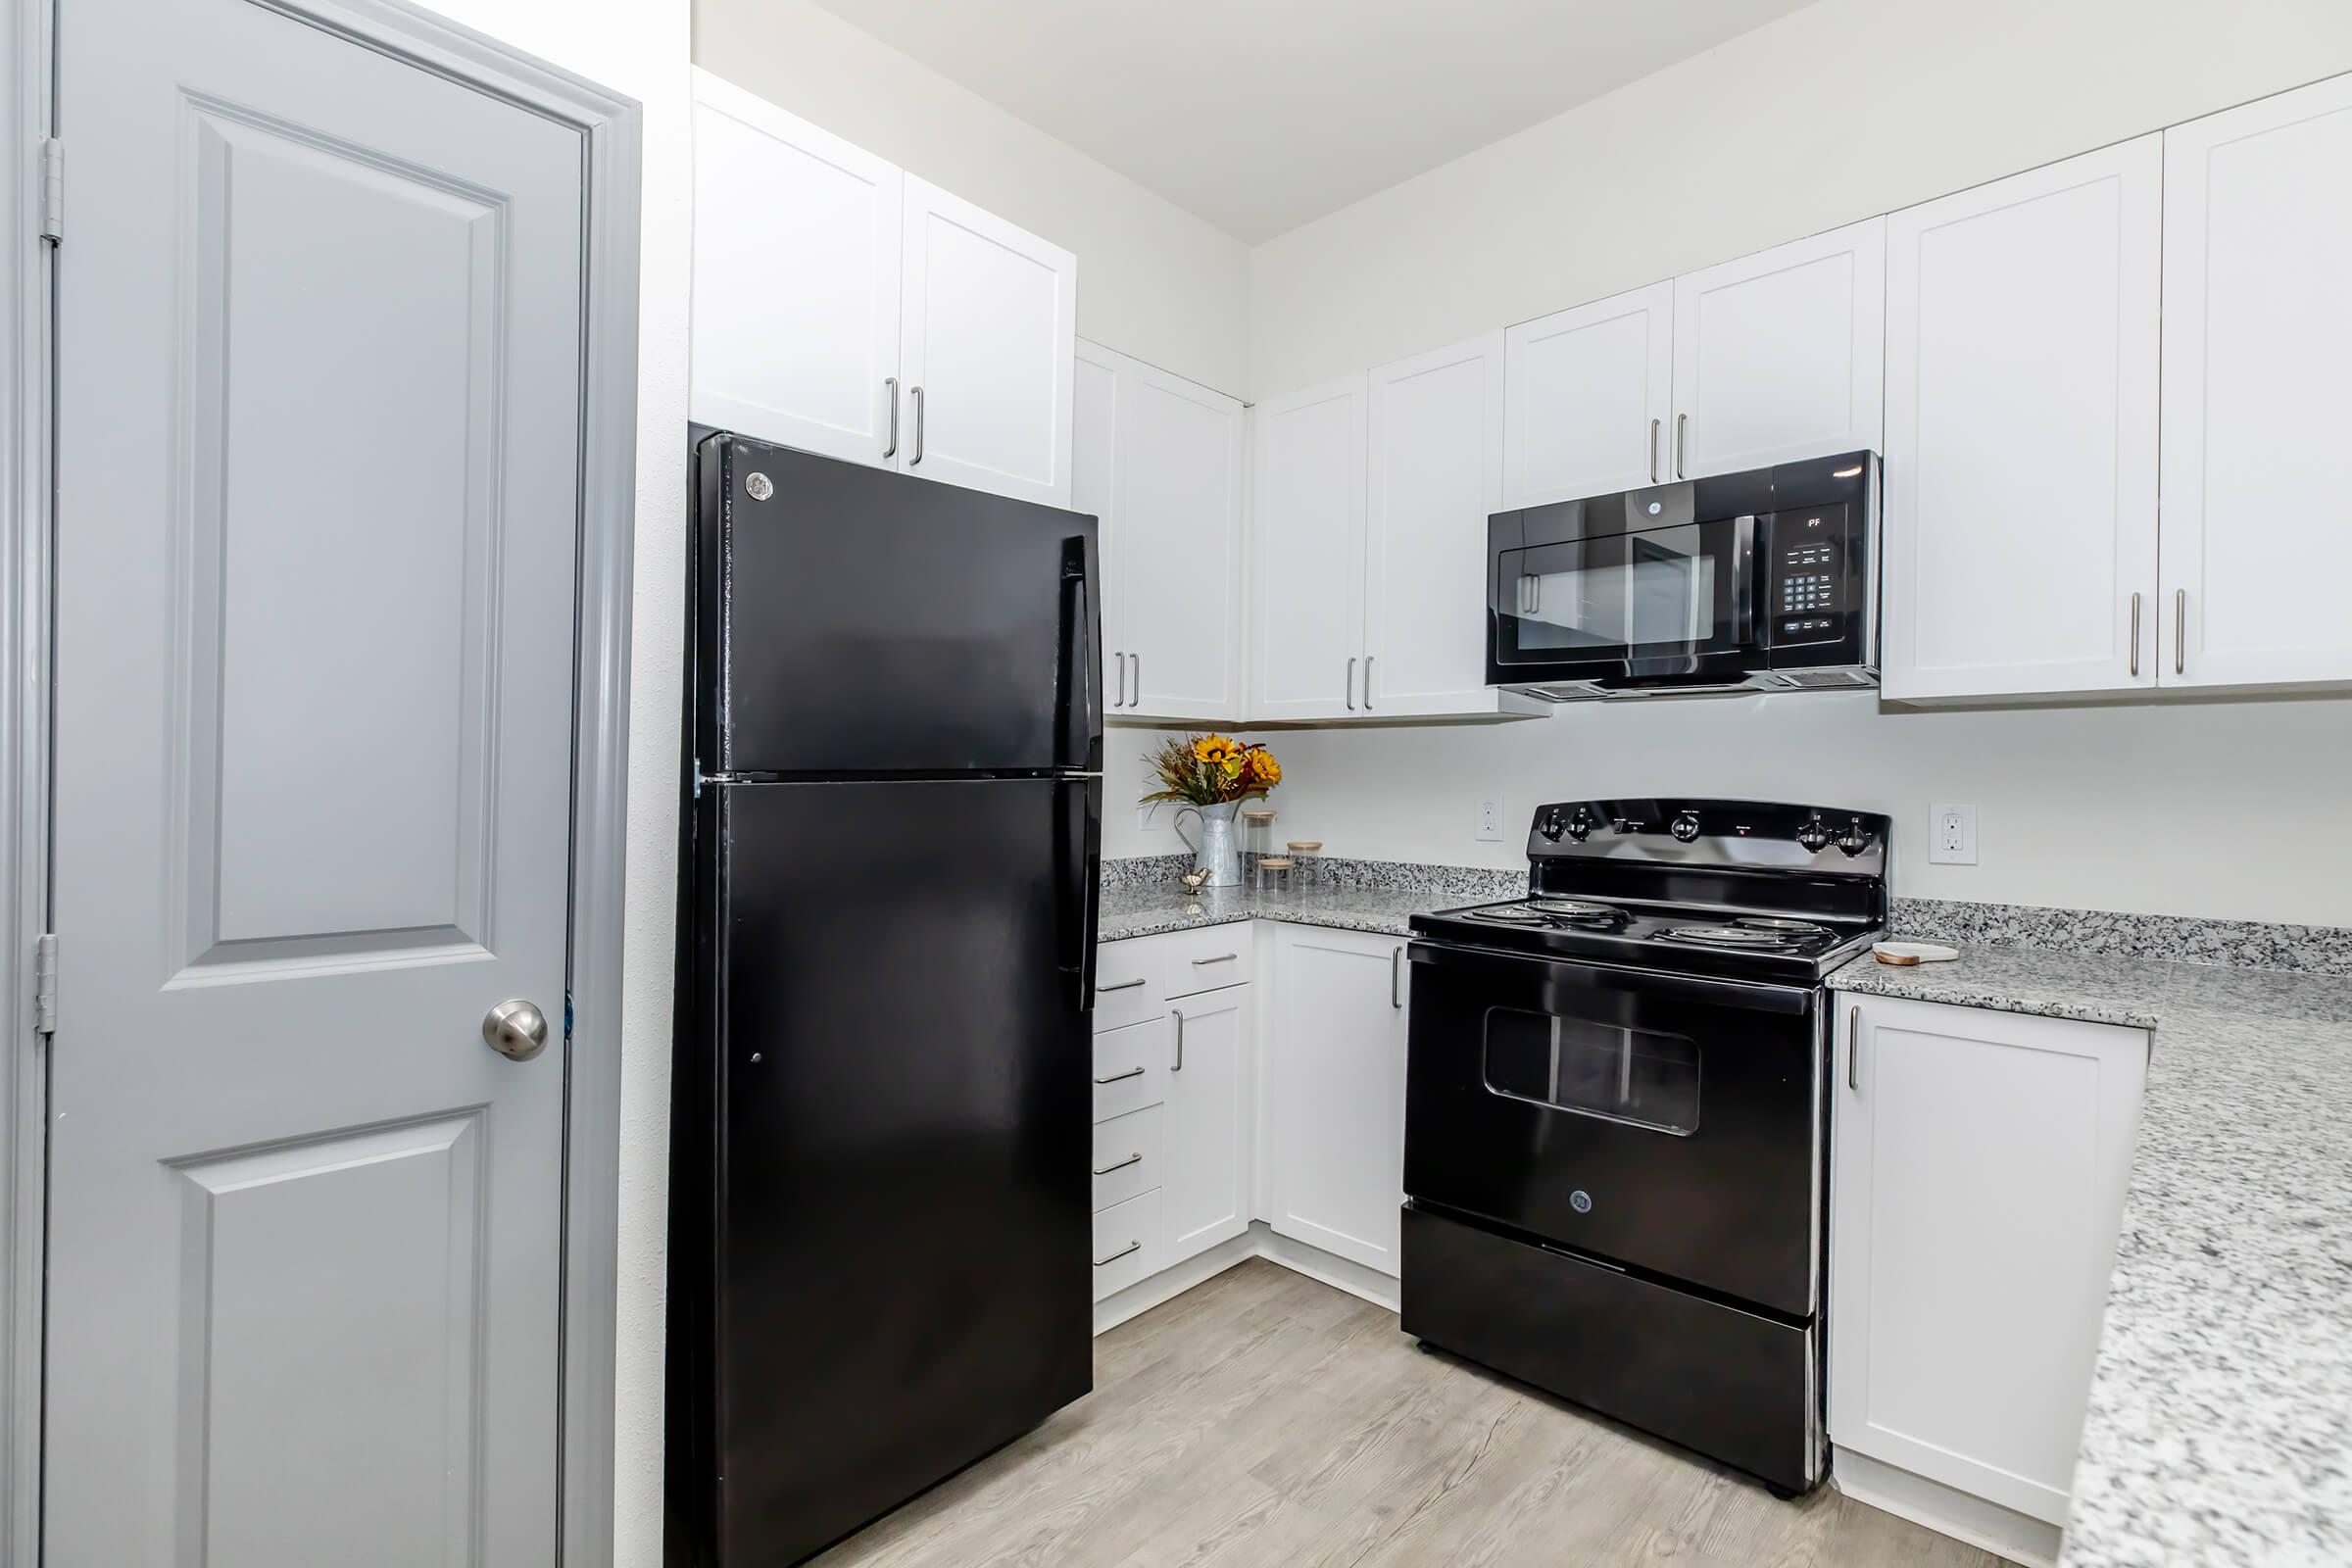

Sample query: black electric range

[1399,798,1890,1498]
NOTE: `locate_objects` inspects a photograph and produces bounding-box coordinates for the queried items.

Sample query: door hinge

[38,139,61,245]
[32,933,57,1037]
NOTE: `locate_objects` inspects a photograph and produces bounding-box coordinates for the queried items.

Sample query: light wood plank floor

[814,1258,2012,1567]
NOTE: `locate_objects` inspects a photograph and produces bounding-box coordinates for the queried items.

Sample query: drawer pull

[1093,1152,1142,1176]
[1094,1240,1141,1268]
[1190,953,1239,966]
[1099,977,1148,993]
[1093,1066,1146,1085]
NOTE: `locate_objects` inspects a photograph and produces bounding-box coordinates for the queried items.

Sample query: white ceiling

[807,0,1822,242]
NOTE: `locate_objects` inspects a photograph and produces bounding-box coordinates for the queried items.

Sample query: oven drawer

[1401,1203,1820,1495]
[1402,940,1822,1317]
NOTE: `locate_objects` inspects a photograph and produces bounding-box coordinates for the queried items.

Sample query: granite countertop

[1095,880,1447,943]
[1830,947,2352,1567]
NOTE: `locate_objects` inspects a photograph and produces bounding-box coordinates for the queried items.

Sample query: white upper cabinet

[1882,138,2163,701]
[1251,374,1369,720]
[690,70,904,466]
[1364,335,1536,718]
[2161,75,2352,689]
[1073,340,1246,722]
[897,175,1078,508]
[1830,997,2147,1526]
[1501,282,1675,508]
[1671,218,1886,479]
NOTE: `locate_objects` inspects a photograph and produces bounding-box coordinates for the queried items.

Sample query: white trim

[1091,1221,1399,1338]
[1833,1445,2062,1568]
[1,0,50,1557]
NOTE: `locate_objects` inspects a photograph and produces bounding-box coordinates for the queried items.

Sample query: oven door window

[1496,519,1746,667]
[1482,1006,1699,1136]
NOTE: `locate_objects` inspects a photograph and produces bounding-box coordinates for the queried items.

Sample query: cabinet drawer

[1090,1104,1163,1212]
[1092,1014,1170,1122]
[1158,923,1254,998]
[1092,940,1162,1032]
[1091,1188,1164,1302]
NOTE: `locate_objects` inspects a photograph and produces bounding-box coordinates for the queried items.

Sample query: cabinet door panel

[1118,363,1247,720]
[1672,219,1886,478]
[1072,342,1126,710]
[2161,75,2352,687]
[899,174,1076,507]
[1250,376,1368,720]
[1883,138,2162,700]
[1501,282,1674,508]
[1829,998,2145,1524]
[1266,927,1406,1275]
[1165,989,1250,1260]
[690,69,901,465]
[1365,334,1505,716]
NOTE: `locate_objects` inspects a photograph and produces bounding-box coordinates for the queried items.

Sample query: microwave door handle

[1732,514,1758,648]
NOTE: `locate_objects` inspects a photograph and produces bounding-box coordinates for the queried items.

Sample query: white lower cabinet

[1165,987,1251,1257]
[1262,924,1408,1276]
[1091,1188,1163,1300]
[1829,995,2148,1531]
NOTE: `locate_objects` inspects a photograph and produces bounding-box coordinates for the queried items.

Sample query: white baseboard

[1833,1446,2059,1568]
[1092,1222,1397,1336]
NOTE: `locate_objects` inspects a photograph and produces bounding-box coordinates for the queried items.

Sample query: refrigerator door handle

[1060,535,1104,772]
[1056,776,1102,1012]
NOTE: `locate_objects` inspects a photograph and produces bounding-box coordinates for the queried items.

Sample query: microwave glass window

[1502,519,1740,663]
[1482,1005,1700,1136]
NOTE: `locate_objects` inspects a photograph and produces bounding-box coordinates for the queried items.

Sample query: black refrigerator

[667,433,1102,1567]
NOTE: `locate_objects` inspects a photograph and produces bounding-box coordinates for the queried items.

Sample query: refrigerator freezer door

[696,434,1102,776]
[697,776,1097,1565]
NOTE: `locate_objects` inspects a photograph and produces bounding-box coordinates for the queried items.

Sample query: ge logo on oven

[1570,1190,1592,1213]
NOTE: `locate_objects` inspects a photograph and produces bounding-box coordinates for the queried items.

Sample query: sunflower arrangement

[1140,733,1283,808]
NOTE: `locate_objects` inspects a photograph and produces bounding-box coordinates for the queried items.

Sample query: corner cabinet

[1829,995,2147,1534]
[1250,342,1542,724]
[1881,137,2163,701]
[1262,925,1409,1275]
[1073,340,1246,722]
[689,68,1076,508]
[2160,74,2352,689]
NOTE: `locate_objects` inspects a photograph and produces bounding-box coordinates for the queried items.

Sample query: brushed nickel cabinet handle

[2129,593,2141,678]
[1099,976,1147,994]
[1363,655,1375,710]
[1650,417,1661,484]
[1093,1066,1145,1085]
[1092,1152,1142,1176]
[908,384,926,466]
[1391,947,1402,1008]
[1847,1005,1860,1091]
[1171,1008,1184,1072]
[1112,651,1126,707]
[1346,657,1357,711]
[882,377,900,460]
[1094,1241,1141,1267]
[2175,588,2186,676]
[1191,954,1238,966]
[1129,653,1141,709]
[1676,413,1689,479]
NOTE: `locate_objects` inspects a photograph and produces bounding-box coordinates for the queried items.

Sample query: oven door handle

[1406,940,1816,1015]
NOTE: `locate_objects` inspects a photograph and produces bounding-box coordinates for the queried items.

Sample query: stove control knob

[1537,808,1566,843]
[1837,818,1874,858]
[1670,810,1701,843]
[1566,810,1592,843]
[1795,814,1832,854]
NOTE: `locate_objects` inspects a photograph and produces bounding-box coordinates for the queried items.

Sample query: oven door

[1490,512,1756,685]
[1403,941,1822,1318]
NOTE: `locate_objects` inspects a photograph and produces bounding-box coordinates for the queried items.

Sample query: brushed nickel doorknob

[483,999,550,1062]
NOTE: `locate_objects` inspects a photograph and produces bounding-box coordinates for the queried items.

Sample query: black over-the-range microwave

[1486,451,1881,700]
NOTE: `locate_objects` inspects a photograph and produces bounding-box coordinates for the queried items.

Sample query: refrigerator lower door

[700,776,1097,1565]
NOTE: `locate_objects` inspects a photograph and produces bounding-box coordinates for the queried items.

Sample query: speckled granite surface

[1829,947,2352,1567]
[1097,856,1524,942]
[1893,896,2352,976]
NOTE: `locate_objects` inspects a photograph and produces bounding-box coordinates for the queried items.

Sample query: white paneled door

[691,68,904,466]
[1882,137,2163,701]
[2160,75,2352,689]
[1501,282,1675,508]
[49,2,591,1561]
[899,174,1077,507]
[1671,218,1886,478]
[1364,334,1506,714]
[1250,375,1369,720]
[1163,988,1250,1261]
[1264,927,1408,1276]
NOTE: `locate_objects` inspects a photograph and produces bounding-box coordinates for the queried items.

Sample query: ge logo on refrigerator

[1570,1190,1592,1214]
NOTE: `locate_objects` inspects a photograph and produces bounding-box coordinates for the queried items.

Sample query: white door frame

[2,3,644,1562]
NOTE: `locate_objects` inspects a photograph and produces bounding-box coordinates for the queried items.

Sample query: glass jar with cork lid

[1286,841,1324,890]
[1241,808,1277,888]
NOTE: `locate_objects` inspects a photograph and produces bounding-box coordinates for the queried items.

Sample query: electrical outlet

[1929,803,1978,865]
[1475,798,1507,842]
[1136,803,1160,835]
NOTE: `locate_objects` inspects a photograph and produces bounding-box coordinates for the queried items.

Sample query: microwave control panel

[1766,503,1850,648]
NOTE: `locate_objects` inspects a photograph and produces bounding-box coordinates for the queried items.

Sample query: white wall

[416,3,687,1563]
[693,0,1250,395]
[1238,0,2352,927]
